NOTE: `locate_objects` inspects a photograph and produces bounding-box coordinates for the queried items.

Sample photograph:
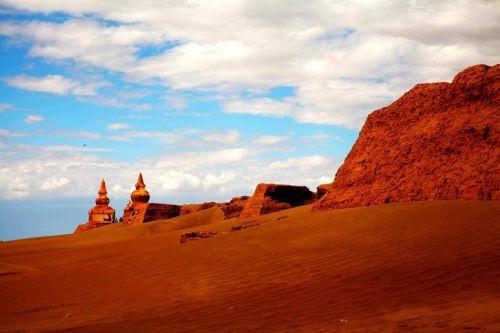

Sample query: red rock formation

[179,202,218,216]
[316,184,333,200]
[179,197,249,219]
[75,179,115,233]
[180,231,220,243]
[240,184,315,219]
[313,64,500,212]
[219,196,249,219]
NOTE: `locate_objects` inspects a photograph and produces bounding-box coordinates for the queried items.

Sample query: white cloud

[201,130,240,145]
[0,144,338,201]
[40,176,70,191]
[253,135,289,145]
[0,129,25,137]
[23,114,45,124]
[224,98,292,118]
[0,102,20,112]
[4,74,100,96]
[0,1,497,128]
[58,130,101,140]
[6,176,30,199]
[82,95,151,111]
[107,123,131,131]
[38,145,112,153]
[163,93,188,109]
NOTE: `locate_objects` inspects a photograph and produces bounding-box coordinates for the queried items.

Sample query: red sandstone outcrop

[75,180,115,233]
[239,183,315,219]
[313,64,500,212]
[316,184,333,200]
[219,196,249,219]
[179,197,249,219]
[179,202,218,216]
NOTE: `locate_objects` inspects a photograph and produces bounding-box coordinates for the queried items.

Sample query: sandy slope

[0,200,499,332]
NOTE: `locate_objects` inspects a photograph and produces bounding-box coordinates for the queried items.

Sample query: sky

[0,0,498,240]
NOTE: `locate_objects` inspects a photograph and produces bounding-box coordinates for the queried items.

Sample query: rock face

[313,64,500,212]
[219,196,249,219]
[316,184,333,200]
[179,197,250,220]
[240,184,315,219]
[75,180,115,233]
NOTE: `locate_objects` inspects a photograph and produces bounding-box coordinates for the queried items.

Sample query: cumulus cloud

[40,177,70,191]
[4,74,100,96]
[0,145,338,201]
[0,0,497,127]
[23,114,45,124]
[0,0,496,202]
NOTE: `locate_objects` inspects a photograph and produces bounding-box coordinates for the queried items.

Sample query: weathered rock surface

[179,197,249,219]
[122,203,181,226]
[219,196,249,219]
[179,202,218,216]
[313,64,500,211]
[316,184,333,200]
[240,184,315,219]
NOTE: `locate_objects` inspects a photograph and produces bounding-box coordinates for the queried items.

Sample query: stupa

[74,179,116,233]
[121,173,181,226]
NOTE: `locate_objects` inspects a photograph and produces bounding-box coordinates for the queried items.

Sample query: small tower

[75,179,115,233]
[122,172,151,226]
[121,172,184,226]
[130,172,150,204]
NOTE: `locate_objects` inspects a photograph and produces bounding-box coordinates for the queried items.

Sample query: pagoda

[75,179,116,233]
[122,173,180,225]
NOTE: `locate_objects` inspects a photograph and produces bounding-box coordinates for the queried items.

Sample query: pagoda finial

[95,179,110,206]
[136,172,146,190]
[131,172,150,204]
[98,179,107,195]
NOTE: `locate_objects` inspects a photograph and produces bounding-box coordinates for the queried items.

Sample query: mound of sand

[1,200,499,332]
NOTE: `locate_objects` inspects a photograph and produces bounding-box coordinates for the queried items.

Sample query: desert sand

[1,200,499,332]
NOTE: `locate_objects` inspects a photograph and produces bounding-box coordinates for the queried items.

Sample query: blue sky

[0,1,498,240]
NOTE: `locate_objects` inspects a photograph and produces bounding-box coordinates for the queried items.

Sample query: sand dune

[1,200,499,332]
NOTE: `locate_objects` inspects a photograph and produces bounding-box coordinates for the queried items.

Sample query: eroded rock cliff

[313,64,499,211]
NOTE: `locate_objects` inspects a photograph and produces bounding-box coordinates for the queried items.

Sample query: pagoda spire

[136,172,146,190]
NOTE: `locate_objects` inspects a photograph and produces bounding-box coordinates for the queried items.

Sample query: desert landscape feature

[0,1,499,332]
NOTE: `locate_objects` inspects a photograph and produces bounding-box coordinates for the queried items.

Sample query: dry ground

[1,200,499,332]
